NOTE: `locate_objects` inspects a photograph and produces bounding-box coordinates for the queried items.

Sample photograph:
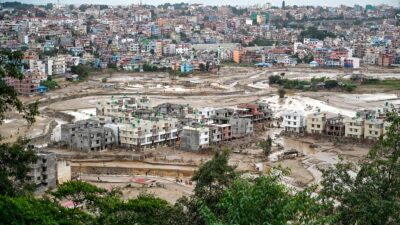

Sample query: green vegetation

[320,113,400,224]
[40,77,58,90]
[1,2,34,10]
[70,64,100,81]
[299,27,336,41]
[247,38,276,47]
[361,78,400,90]
[142,64,159,72]
[0,49,39,125]
[0,139,37,196]
[269,75,356,92]
[260,136,272,157]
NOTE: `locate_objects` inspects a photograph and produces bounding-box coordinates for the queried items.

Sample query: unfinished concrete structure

[56,159,71,185]
[208,124,232,144]
[325,116,346,136]
[237,103,264,122]
[229,116,253,138]
[154,103,185,118]
[180,126,210,151]
[61,119,116,152]
[29,151,57,193]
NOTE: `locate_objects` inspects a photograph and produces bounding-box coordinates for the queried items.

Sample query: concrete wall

[57,160,71,185]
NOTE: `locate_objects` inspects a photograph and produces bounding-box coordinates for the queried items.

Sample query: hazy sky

[11,0,399,7]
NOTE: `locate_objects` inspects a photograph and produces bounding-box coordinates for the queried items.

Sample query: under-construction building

[28,151,57,193]
[61,119,116,152]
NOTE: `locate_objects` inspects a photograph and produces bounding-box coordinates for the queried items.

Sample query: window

[375,131,378,135]
[317,125,320,128]
[294,122,297,125]
[294,116,297,120]
[312,124,314,128]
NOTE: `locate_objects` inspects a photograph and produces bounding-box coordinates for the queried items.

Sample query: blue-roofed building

[112,55,121,62]
[255,62,272,67]
[36,85,48,94]
[309,61,319,68]
[180,62,193,73]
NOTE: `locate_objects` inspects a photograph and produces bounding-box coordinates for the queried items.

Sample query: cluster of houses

[59,96,273,152]
[1,3,400,95]
[282,102,399,140]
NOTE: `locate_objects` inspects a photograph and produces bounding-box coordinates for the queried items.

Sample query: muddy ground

[1,66,398,201]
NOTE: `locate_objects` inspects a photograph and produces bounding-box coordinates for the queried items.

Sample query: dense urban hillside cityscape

[0,1,400,224]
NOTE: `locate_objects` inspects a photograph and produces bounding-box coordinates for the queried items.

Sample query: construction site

[2,65,400,202]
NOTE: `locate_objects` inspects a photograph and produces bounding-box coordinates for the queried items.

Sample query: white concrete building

[118,118,179,150]
[282,110,306,133]
[198,107,216,121]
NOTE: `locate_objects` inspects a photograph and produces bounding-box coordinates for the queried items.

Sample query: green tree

[0,195,93,225]
[0,49,39,125]
[178,149,237,225]
[199,63,206,72]
[71,64,91,80]
[278,88,286,98]
[320,113,400,225]
[192,150,237,201]
[40,77,58,90]
[52,180,107,209]
[260,135,272,157]
[97,193,187,225]
[324,80,339,89]
[201,175,333,225]
[0,139,37,197]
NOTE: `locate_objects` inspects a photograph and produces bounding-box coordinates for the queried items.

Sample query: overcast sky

[11,0,399,7]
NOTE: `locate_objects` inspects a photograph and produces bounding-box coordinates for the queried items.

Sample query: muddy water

[264,128,316,156]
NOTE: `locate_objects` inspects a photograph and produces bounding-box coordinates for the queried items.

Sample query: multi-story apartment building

[208,124,232,144]
[118,118,179,150]
[282,110,306,133]
[325,116,346,136]
[364,119,384,140]
[46,55,66,76]
[96,96,151,120]
[229,116,253,138]
[61,119,116,152]
[306,112,326,134]
[29,151,57,193]
[3,70,47,96]
[198,107,216,121]
[344,117,364,138]
[180,126,210,151]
